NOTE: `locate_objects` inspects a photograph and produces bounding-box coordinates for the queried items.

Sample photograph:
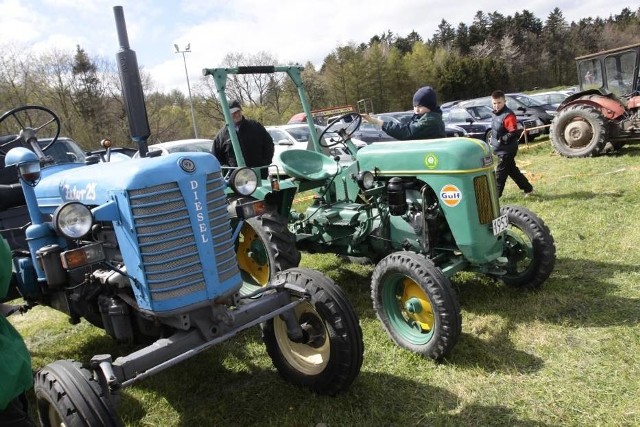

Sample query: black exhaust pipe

[113,6,150,157]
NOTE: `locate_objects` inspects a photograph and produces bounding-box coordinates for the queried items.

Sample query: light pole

[174,43,198,138]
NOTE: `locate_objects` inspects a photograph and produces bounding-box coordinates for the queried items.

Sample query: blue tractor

[0,7,363,425]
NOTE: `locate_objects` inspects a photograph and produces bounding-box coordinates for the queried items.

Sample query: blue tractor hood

[35,153,220,213]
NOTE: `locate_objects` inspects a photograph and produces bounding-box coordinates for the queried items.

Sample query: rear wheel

[262,268,363,395]
[550,104,608,157]
[236,211,300,294]
[371,252,461,360]
[34,360,121,427]
[499,205,556,289]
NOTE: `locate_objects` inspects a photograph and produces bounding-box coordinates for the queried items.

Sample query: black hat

[229,99,242,114]
[412,86,437,110]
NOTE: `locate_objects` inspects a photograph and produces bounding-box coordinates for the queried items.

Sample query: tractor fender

[558,96,625,120]
[627,95,640,109]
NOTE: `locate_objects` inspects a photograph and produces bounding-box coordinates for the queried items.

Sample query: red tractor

[550,43,640,157]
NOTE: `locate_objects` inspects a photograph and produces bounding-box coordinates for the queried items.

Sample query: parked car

[132,138,214,158]
[266,124,366,175]
[327,115,395,143]
[133,139,213,159]
[352,122,396,143]
[440,100,461,111]
[509,93,558,117]
[528,91,571,109]
[372,111,413,126]
[443,106,543,143]
[371,111,468,138]
[458,94,554,133]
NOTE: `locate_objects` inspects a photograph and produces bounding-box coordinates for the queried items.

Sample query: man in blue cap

[361,86,446,140]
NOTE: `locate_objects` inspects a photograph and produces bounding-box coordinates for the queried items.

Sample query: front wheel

[499,205,556,289]
[371,252,461,360]
[262,268,364,395]
[235,211,300,294]
[34,360,122,427]
[550,104,608,157]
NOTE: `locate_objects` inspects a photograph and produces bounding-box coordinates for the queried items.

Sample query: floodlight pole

[174,43,198,138]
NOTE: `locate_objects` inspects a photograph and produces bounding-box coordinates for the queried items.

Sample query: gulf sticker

[440,184,462,207]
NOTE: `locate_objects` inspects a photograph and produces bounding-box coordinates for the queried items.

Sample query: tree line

[0,7,637,150]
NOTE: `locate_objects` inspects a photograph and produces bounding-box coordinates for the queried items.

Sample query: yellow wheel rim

[399,278,434,332]
[236,223,270,286]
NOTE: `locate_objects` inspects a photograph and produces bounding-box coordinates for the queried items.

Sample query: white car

[266,124,366,176]
[132,139,214,158]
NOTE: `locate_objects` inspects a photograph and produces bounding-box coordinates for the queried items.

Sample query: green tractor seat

[277,149,339,181]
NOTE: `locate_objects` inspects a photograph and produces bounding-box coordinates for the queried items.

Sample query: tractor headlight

[53,202,94,239]
[229,167,258,196]
[356,171,375,190]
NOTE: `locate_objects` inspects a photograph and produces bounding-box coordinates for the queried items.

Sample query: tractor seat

[277,149,339,181]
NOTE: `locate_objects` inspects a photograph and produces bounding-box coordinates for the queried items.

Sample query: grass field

[9,137,640,426]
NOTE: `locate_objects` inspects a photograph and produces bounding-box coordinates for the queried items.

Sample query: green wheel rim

[381,274,435,345]
[504,228,534,277]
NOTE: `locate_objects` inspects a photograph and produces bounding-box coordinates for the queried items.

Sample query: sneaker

[524,189,534,198]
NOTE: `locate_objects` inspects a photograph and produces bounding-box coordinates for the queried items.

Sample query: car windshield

[268,129,292,143]
[459,106,493,120]
[359,123,378,132]
[510,94,544,107]
[286,127,312,142]
[530,93,567,105]
[165,141,212,153]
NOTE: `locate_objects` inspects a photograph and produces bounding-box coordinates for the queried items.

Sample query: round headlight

[53,202,93,239]
[229,167,258,196]
[356,171,375,190]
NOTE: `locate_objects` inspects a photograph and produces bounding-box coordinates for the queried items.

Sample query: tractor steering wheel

[318,113,362,147]
[0,106,61,155]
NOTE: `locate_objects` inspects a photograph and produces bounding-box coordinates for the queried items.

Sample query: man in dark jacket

[490,90,533,198]
[361,86,446,140]
[212,100,274,179]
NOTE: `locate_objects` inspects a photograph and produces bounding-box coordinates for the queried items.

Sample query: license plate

[492,214,509,235]
[527,128,540,135]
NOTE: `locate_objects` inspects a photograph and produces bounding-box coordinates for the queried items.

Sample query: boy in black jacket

[490,90,534,197]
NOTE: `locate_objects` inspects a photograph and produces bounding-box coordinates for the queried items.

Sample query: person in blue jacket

[361,86,446,140]
[0,235,35,426]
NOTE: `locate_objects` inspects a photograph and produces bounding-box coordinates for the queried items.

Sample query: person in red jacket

[490,90,534,198]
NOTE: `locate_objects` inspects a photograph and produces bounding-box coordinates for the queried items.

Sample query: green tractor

[204,66,556,360]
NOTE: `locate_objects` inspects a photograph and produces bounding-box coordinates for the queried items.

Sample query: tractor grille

[128,172,238,304]
[473,175,496,224]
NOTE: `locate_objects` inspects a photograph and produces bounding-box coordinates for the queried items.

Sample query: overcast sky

[0,0,636,94]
